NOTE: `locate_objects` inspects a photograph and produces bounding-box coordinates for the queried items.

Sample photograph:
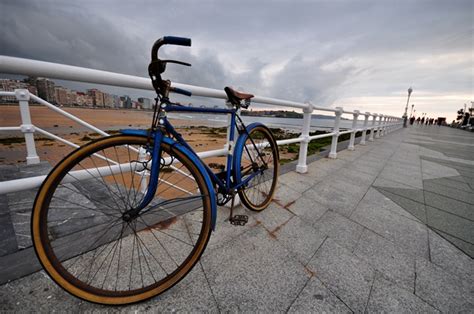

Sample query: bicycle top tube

[164,103,236,115]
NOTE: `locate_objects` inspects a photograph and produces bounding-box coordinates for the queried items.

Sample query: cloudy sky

[1,0,472,120]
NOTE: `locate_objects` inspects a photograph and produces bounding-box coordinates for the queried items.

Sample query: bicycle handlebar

[149,36,193,97]
[164,36,191,46]
[151,36,192,60]
[171,87,192,97]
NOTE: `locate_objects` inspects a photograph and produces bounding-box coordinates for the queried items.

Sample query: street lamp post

[403,87,413,128]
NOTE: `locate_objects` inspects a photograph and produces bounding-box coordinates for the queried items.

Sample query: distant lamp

[403,87,413,127]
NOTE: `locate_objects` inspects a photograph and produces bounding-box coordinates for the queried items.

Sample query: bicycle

[31,36,279,305]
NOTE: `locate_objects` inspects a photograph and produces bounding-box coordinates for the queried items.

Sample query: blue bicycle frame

[120,102,264,224]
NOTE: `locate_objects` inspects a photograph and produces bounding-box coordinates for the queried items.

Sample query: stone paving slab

[0,195,17,257]
[287,276,352,313]
[273,216,326,265]
[423,175,472,192]
[303,178,371,217]
[433,228,474,259]
[375,187,426,223]
[286,194,328,225]
[426,206,474,245]
[1,126,473,312]
[353,229,416,291]
[424,189,474,219]
[351,191,430,258]
[201,226,310,312]
[428,229,474,282]
[366,274,439,313]
[311,210,364,251]
[306,238,376,312]
[415,258,474,313]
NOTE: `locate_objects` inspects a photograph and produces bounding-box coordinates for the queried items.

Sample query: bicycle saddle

[224,87,254,106]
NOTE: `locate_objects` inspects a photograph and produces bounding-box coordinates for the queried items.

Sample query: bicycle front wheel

[32,134,212,305]
[234,125,279,211]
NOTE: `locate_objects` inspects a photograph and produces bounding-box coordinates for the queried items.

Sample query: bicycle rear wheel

[32,134,212,305]
[234,125,279,211]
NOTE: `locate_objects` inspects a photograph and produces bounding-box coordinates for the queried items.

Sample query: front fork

[123,131,163,220]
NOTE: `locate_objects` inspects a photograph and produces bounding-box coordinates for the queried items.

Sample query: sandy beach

[0,105,298,166]
[0,105,216,135]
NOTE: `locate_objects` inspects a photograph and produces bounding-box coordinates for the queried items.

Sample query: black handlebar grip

[163,36,191,47]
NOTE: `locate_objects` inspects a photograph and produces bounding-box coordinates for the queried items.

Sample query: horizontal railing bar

[0,55,395,118]
[194,148,227,159]
[276,137,304,145]
[0,55,403,194]
[0,91,15,96]
[0,175,46,194]
[0,126,21,131]
[0,129,319,194]
[0,114,402,194]
[338,130,353,136]
[0,56,405,119]
[309,132,336,140]
[0,56,312,111]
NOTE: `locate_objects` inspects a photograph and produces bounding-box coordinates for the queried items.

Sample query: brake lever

[161,59,192,67]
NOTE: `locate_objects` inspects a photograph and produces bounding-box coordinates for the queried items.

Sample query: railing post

[296,103,313,173]
[348,110,359,151]
[16,89,40,164]
[375,114,383,138]
[360,112,370,145]
[381,116,387,137]
[369,113,377,142]
[328,107,343,159]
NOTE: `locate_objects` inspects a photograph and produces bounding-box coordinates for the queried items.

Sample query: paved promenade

[1,126,473,312]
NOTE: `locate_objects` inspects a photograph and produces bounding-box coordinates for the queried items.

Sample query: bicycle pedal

[230,215,248,226]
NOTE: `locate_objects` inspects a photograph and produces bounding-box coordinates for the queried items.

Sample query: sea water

[168,112,357,133]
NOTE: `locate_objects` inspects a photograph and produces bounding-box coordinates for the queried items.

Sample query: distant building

[36,78,56,103]
[120,95,132,109]
[88,89,104,107]
[27,85,38,96]
[67,90,77,105]
[54,86,68,105]
[76,92,92,106]
[103,93,114,107]
[25,77,38,96]
[138,97,152,110]
[112,95,121,108]
[25,76,37,87]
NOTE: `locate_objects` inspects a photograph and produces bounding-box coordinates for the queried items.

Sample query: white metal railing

[0,56,403,194]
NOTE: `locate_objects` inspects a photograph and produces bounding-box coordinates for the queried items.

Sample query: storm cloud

[1,0,472,119]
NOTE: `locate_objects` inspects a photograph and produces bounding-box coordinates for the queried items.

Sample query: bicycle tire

[234,125,279,211]
[32,134,212,305]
